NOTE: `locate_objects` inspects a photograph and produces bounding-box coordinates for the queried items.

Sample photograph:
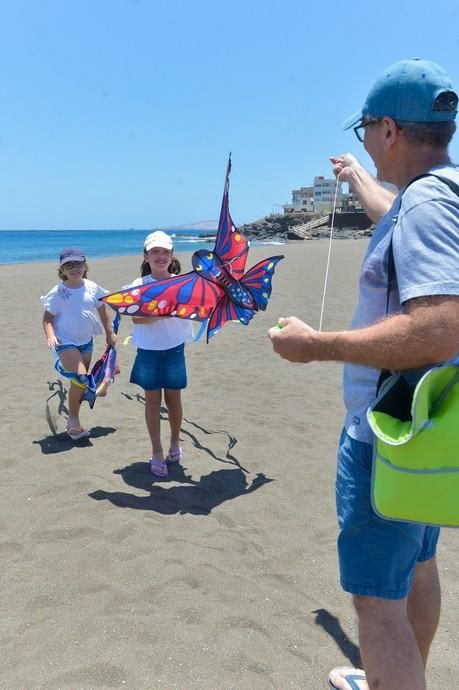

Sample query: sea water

[0,229,285,266]
[0,229,219,266]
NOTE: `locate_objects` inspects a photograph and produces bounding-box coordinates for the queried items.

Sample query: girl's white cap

[144,231,173,251]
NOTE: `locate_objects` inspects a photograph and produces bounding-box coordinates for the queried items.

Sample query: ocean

[0,229,285,266]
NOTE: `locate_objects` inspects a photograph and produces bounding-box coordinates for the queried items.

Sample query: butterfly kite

[102,158,284,341]
[53,313,121,407]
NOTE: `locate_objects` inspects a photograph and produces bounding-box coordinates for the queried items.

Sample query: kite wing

[207,296,254,342]
[82,313,121,409]
[213,156,250,279]
[240,255,284,311]
[103,271,225,323]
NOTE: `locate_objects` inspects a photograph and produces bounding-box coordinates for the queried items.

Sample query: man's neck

[392,146,452,187]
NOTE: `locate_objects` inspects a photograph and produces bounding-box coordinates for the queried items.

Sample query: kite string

[318,171,343,332]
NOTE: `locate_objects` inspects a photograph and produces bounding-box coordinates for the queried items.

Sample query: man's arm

[269,295,459,370]
[330,153,396,223]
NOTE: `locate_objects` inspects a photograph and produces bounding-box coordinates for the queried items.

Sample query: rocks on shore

[239,212,374,241]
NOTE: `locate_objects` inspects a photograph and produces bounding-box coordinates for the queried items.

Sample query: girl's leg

[164,388,182,454]
[59,349,91,430]
[144,389,163,459]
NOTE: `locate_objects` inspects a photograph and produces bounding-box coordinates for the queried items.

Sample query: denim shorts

[55,339,93,354]
[336,428,440,600]
[130,344,187,391]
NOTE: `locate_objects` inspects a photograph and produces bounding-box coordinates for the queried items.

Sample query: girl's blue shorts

[130,344,187,391]
[55,339,93,354]
[336,428,440,600]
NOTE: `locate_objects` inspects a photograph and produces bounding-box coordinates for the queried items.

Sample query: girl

[128,231,193,477]
[41,247,117,440]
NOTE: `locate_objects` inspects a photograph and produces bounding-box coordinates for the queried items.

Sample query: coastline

[2,240,457,689]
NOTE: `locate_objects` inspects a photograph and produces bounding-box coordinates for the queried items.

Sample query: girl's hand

[106,331,118,347]
[47,335,59,349]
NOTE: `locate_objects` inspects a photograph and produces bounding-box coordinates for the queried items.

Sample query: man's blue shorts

[55,339,93,354]
[130,344,187,391]
[336,428,440,600]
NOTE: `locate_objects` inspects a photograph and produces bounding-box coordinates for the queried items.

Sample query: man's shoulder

[402,166,459,208]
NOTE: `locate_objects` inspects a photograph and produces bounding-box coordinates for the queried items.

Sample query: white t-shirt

[40,279,108,346]
[128,275,194,351]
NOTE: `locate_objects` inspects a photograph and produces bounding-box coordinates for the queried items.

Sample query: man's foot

[328,667,367,690]
[165,446,183,464]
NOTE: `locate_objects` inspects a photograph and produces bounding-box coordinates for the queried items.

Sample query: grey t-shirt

[344,165,459,443]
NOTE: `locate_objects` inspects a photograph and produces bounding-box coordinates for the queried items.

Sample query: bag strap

[377,172,459,393]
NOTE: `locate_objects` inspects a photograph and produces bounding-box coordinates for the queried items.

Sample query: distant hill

[161,220,218,231]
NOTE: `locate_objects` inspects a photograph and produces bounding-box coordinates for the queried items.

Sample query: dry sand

[1,239,457,689]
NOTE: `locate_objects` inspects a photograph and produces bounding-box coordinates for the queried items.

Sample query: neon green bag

[367,363,459,527]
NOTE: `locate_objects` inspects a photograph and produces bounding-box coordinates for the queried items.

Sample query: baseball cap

[343,58,458,130]
[59,247,86,266]
[144,230,174,252]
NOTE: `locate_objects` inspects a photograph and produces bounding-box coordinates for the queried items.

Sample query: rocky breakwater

[239,212,314,241]
[239,212,373,242]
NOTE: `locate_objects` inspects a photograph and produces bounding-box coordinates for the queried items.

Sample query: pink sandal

[149,458,168,477]
[165,446,183,464]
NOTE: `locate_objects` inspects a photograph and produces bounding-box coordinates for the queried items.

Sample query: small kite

[54,313,120,407]
[102,158,284,341]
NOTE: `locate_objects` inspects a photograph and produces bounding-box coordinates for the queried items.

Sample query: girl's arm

[131,315,162,324]
[43,311,59,349]
[97,305,118,346]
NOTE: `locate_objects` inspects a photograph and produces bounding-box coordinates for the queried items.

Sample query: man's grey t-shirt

[344,165,459,444]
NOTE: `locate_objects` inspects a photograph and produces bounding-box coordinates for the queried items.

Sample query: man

[269,58,459,690]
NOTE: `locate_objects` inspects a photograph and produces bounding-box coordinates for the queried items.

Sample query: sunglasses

[353,118,382,143]
[62,261,85,269]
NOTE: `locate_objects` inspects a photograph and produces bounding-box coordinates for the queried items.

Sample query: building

[283,177,345,214]
[313,176,344,211]
[282,186,314,213]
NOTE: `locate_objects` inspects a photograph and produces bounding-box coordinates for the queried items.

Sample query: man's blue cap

[343,58,457,130]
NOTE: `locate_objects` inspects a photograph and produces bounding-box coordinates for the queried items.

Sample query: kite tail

[193,320,208,343]
[53,351,96,393]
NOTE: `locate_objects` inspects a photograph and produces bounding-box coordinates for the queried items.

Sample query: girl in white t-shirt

[128,231,193,477]
[41,247,117,441]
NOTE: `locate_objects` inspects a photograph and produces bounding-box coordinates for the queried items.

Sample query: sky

[1,0,459,230]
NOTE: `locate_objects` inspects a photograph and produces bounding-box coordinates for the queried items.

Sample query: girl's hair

[141,256,181,277]
[58,262,89,281]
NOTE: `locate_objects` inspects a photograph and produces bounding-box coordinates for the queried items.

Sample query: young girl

[128,231,193,477]
[41,247,117,440]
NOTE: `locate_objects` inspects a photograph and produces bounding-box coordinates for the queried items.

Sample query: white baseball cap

[144,230,173,252]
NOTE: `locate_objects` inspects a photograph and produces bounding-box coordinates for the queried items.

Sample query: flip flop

[149,458,168,477]
[66,427,90,441]
[328,667,367,690]
[165,446,183,464]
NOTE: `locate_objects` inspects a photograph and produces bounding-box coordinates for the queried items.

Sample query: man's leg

[354,594,426,690]
[407,557,441,666]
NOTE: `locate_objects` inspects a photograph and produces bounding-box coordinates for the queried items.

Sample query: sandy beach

[1,239,457,690]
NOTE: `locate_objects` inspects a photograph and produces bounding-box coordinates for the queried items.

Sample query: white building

[313,176,344,211]
[282,186,314,213]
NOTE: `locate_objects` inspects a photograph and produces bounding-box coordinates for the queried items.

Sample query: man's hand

[330,153,360,184]
[268,316,321,363]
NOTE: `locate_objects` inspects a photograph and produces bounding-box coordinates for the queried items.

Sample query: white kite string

[318,170,343,331]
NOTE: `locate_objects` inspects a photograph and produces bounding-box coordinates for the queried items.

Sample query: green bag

[367,363,459,526]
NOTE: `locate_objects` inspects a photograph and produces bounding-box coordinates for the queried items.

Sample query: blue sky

[1,0,459,229]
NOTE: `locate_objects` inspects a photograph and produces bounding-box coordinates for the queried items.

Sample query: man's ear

[382,117,399,149]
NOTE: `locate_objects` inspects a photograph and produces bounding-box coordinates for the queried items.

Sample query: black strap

[376,172,459,394]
